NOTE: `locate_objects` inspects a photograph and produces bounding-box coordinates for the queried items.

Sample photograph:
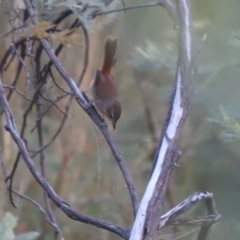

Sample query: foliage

[209,105,240,142]
[18,21,82,46]
[208,31,240,142]
[131,40,176,72]
[0,213,39,240]
[228,31,240,68]
[32,0,104,29]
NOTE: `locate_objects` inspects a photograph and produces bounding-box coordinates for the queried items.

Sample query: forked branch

[129,0,196,239]
[0,75,128,238]
[22,0,139,217]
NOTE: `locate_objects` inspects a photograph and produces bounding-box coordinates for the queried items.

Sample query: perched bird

[89,36,121,129]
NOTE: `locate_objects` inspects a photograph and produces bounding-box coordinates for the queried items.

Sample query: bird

[89,36,121,129]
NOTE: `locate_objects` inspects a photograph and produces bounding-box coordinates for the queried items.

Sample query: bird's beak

[112,121,116,130]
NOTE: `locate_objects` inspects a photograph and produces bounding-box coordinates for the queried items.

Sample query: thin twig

[3,19,81,196]
[31,21,89,157]
[30,105,68,158]
[49,68,72,94]
[78,21,89,86]
[39,92,69,118]
[0,147,7,184]
[5,82,44,207]
[36,101,62,238]
[92,1,161,17]
[2,85,40,103]
[11,42,31,84]
[158,192,221,229]
[0,6,73,107]
[13,189,63,236]
[197,192,220,240]
[30,93,69,133]
[0,147,63,236]
[2,40,27,104]
[92,0,178,27]
[38,18,79,86]
[32,40,62,238]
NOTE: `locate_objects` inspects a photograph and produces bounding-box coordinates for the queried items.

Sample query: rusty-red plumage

[90,36,121,129]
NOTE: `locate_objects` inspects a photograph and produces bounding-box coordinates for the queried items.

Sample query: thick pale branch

[129,0,194,239]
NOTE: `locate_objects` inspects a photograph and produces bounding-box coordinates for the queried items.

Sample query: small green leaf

[0,212,18,240]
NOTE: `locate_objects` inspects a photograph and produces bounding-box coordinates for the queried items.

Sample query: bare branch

[129,0,195,239]
[36,101,62,238]
[30,93,69,133]
[22,0,138,217]
[0,5,74,107]
[38,18,80,86]
[30,98,69,158]
[13,189,63,237]
[31,20,89,157]
[5,82,44,208]
[33,54,48,227]
[158,192,221,229]
[197,192,220,240]
[92,0,178,26]
[38,92,69,118]
[48,68,72,94]
[92,1,162,16]
[78,22,89,86]
[0,147,63,236]
[2,85,40,104]
[0,147,7,184]
[0,74,128,239]
[11,42,31,85]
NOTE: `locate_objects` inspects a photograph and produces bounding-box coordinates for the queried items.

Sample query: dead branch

[158,192,221,229]
[0,73,128,238]
[129,0,196,239]
[22,0,139,217]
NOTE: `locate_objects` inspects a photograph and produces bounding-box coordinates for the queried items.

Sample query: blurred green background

[1,0,240,239]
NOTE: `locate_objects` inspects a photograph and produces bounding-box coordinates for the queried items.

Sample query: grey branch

[0,74,128,238]
[129,0,197,239]
[159,192,221,229]
[92,0,178,27]
[21,0,139,218]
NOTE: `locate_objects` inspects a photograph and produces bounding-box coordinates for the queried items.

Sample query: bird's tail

[101,36,118,75]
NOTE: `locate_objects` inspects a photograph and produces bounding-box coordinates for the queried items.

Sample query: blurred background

[0,0,240,239]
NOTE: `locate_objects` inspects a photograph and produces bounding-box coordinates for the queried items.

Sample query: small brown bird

[90,36,121,129]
